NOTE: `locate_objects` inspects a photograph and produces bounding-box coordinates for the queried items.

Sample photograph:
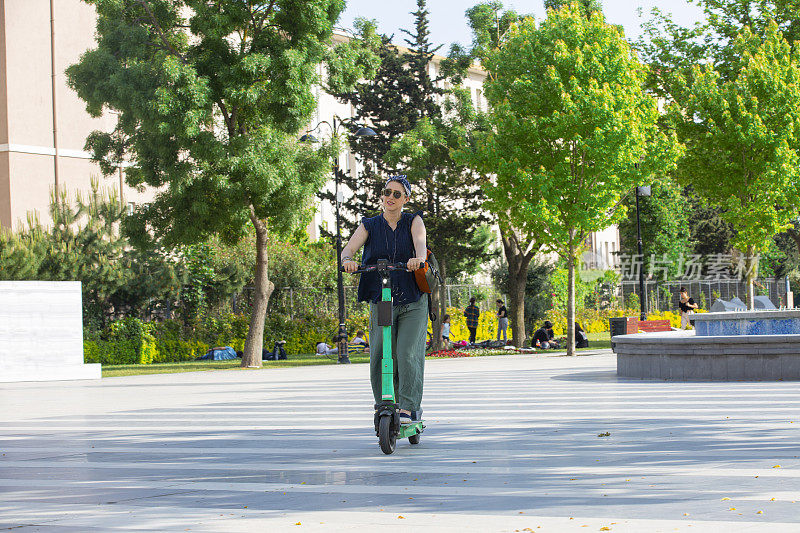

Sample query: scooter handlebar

[341,261,422,274]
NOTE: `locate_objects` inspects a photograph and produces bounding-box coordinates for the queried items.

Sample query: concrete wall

[0,281,99,382]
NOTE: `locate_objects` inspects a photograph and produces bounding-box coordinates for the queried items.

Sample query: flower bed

[427,349,472,358]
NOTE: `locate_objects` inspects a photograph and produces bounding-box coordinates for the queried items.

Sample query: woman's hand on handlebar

[343,260,359,273]
[407,257,426,272]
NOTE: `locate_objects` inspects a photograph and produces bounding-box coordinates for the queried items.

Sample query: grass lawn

[101,331,614,377]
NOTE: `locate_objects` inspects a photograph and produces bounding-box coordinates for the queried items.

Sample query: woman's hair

[680,287,688,293]
[496,299,504,304]
[442,314,450,323]
[543,320,553,329]
[356,330,365,337]
[469,297,476,304]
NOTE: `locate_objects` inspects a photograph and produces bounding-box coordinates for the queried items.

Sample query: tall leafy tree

[679,23,800,307]
[460,1,542,348]
[331,0,494,349]
[544,0,602,16]
[475,4,679,354]
[386,86,494,350]
[67,0,379,366]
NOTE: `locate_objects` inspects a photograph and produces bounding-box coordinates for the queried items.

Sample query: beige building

[0,0,146,232]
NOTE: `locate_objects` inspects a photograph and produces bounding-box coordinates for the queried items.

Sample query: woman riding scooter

[341,175,428,426]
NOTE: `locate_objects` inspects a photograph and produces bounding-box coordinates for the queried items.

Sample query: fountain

[614,301,800,380]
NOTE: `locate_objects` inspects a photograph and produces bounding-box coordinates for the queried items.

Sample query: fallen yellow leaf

[757,510,764,514]
[728,507,737,511]
[684,513,690,516]
[721,497,731,500]
[398,516,405,519]
[773,465,782,468]
[294,523,301,526]
[600,528,612,532]
[771,498,776,501]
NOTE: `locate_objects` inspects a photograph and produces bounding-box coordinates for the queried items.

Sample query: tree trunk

[498,223,537,348]
[508,265,527,348]
[429,259,447,352]
[566,229,576,356]
[746,244,757,310]
[241,211,274,368]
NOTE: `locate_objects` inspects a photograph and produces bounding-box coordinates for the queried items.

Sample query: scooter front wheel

[378,414,396,454]
[408,433,420,445]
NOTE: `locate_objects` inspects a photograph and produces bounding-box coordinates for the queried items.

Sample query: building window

[476,89,482,112]
[127,202,136,216]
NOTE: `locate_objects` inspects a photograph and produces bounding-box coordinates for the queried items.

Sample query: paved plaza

[1,352,800,532]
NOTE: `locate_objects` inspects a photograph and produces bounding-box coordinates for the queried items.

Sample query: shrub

[83,317,159,365]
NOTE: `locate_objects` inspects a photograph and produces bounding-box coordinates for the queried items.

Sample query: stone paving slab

[1,353,800,532]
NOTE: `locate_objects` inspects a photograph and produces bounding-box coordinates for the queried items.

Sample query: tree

[544,0,602,17]
[67,1,379,366]
[679,22,800,308]
[386,85,494,351]
[330,0,495,349]
[0,182,181,328]
[476,5,679,354]
[460,2,542,348]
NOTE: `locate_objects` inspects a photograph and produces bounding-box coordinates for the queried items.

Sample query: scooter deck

[397,421,424,439]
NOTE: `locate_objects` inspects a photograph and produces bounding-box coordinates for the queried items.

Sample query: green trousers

[369,294,428,412]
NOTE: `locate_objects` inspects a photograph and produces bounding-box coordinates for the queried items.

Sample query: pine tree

[330,0,494,349]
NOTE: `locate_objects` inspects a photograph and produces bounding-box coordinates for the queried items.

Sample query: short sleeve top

[357,211,424,307]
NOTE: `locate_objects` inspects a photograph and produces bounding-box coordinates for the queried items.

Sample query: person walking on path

[496,299,508,342]
[341,175,428,425]
[440,314,451,349]
[678,287,699,330]
[464,297,480,344]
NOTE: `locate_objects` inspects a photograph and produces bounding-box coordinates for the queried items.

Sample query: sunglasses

[382,188,405,199]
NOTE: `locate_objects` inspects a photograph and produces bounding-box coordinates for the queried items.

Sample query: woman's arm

[342,223,368,273]
[408,215,427,271]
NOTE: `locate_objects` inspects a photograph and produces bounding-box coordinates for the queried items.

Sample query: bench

[638,319,672,333]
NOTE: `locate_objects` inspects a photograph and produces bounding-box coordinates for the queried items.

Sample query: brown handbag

[414,248,442,294]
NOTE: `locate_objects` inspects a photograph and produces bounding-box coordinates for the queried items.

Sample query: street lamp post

[635,185,651,321]
[301,117,376,363]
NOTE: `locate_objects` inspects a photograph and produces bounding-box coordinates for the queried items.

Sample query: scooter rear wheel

[378,414,396,454]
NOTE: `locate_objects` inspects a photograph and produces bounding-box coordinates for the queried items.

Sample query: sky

[338,0,706,50]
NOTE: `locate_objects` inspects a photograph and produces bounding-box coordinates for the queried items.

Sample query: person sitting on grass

[315,336,339,355]
[351,330,368,347]
[533,321,560,349]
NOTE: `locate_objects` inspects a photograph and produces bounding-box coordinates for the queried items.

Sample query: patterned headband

[384,175,411,196]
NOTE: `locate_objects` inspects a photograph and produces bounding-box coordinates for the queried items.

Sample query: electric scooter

[345,259,425,454]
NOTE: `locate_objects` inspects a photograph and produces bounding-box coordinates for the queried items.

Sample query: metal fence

[620,278,790,313]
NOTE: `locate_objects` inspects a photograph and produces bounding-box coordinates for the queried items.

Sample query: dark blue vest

[357,211,423,306]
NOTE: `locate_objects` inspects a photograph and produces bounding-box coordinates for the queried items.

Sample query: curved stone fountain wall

[615,310,800,381]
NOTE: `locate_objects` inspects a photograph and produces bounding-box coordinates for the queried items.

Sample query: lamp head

[353,126,377,137]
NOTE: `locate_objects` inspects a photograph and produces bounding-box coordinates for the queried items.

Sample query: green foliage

[0,182,182,328]
[68,0,380,365]
[626,292,641,312]
[84,318,158,365]
[492,258,554,330]
[477,7,678,254]
[471,4,680,351]
[618,179,693,277]
[680,23,800,258]
[544,0,603,17]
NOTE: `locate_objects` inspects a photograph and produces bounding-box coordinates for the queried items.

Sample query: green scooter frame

[346,259,425,454]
